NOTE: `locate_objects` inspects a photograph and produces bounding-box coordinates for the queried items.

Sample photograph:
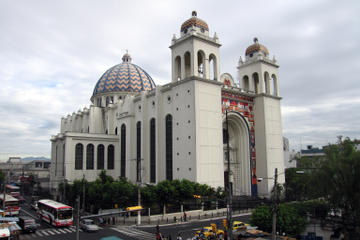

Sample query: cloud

[0,0,359,160]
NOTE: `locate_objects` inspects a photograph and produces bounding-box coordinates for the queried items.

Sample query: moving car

[79,219,99,232]
[233,221,249,231]
[195,224,224,238]
[18,216,38,233]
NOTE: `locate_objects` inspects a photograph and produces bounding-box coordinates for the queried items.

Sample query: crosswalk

[111,226,156,240]
[20,226,85,239]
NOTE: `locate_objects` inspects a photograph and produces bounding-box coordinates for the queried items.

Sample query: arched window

[209,54,217,80]
[97,144,105,169]
[150,118,156,183]
[136,121,141,182]
[184,52,191,78]
[75,143,83,170]
[165,115,173,180]
[272,74,278,96]
[63,144,65,176]
[86,144,94,169]
[243,75,249,91]
[264,72,271,94]
[197,50,205,78]
[252,73,260,94]
[121,124,126,177]
[175,56,181,81]
[107,145,114,170]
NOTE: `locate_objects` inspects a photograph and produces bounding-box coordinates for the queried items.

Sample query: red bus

[5,185,20,198]
[37,199,73,227]
[0,194,20,216]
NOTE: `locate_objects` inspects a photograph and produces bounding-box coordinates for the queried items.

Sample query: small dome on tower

[245,37,269,57]
[181,11,209,33]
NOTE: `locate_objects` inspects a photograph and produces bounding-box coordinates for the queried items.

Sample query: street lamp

[225,109,233,240]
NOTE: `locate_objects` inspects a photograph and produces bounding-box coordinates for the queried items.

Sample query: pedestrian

[183,211,187,222]
[177,233,183,240]
[224,230,228,240]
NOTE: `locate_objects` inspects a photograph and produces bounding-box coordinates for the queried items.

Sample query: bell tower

[170,11,221,82]
[238,38,285,197]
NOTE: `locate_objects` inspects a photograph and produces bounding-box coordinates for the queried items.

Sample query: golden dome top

[245,38,269,56]
[180,11,209,33]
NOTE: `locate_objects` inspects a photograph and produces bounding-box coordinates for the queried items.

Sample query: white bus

[5,185,20,198]
[0,194,20,216]
[37,199,73,227]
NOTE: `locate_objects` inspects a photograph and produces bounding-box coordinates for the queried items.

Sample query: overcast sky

[0,0,359,161]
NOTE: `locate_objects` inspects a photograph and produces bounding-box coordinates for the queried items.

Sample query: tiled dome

[245,37,269,57]
[93,53,156,96]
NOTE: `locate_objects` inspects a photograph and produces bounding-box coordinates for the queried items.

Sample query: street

[17,199,251,240]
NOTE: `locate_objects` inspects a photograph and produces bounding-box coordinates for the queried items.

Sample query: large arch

[223,112,252,196]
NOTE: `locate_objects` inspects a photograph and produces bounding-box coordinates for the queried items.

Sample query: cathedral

[50,11,285,198]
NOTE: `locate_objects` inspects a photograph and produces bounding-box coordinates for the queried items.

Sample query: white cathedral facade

[50,11,285,198]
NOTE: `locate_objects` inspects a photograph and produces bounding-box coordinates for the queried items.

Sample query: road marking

[52,229,61,234]
[64,228,73,233]
[58,229,67,233]
[36,231,45,236]
[112,226,155,240]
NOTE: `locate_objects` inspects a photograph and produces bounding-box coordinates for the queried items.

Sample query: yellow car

[195,225,224,238]
[233,221,249,231]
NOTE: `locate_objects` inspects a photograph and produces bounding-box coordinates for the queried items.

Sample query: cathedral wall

[194,80,224,188]
[171,81,197,182]
[254,95,284,197]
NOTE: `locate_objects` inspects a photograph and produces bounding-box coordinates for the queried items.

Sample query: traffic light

[222,219,228,229]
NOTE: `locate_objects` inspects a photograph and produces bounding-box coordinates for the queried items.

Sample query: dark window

[107,145,114,170]
[165,115,173,180]
[97,144,105,169]
[86,144,94,169]
[75,143,83,170]
[121,124,126,177]
[55,146,58,176]
[115,127,118,135]
[150,118,156,183]
[62,144,65,176]
[136,121,141,182]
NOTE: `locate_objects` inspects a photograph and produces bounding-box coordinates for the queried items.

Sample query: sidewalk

[99,208,252,227]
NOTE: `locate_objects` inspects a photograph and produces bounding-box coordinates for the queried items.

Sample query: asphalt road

[17,200,251,240]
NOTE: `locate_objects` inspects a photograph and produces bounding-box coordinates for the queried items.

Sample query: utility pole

[82,174,85,213]
[137,157,141,225]
[272,168,278,240]
[76,195,80,240]
[225,110,233,240]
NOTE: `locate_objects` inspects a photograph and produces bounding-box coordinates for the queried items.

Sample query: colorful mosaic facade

[221,90,258,196]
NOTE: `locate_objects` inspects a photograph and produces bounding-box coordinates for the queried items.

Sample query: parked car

[79,219,99,232]
[18,216,38,233]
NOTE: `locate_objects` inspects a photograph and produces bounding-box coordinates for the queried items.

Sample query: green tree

[250,203,307,237]
[315,137,360,238]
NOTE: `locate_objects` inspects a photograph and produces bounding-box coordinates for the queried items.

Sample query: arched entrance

[223,112,251,196]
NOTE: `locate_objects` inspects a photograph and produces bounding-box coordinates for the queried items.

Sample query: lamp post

[225,109,233,240]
